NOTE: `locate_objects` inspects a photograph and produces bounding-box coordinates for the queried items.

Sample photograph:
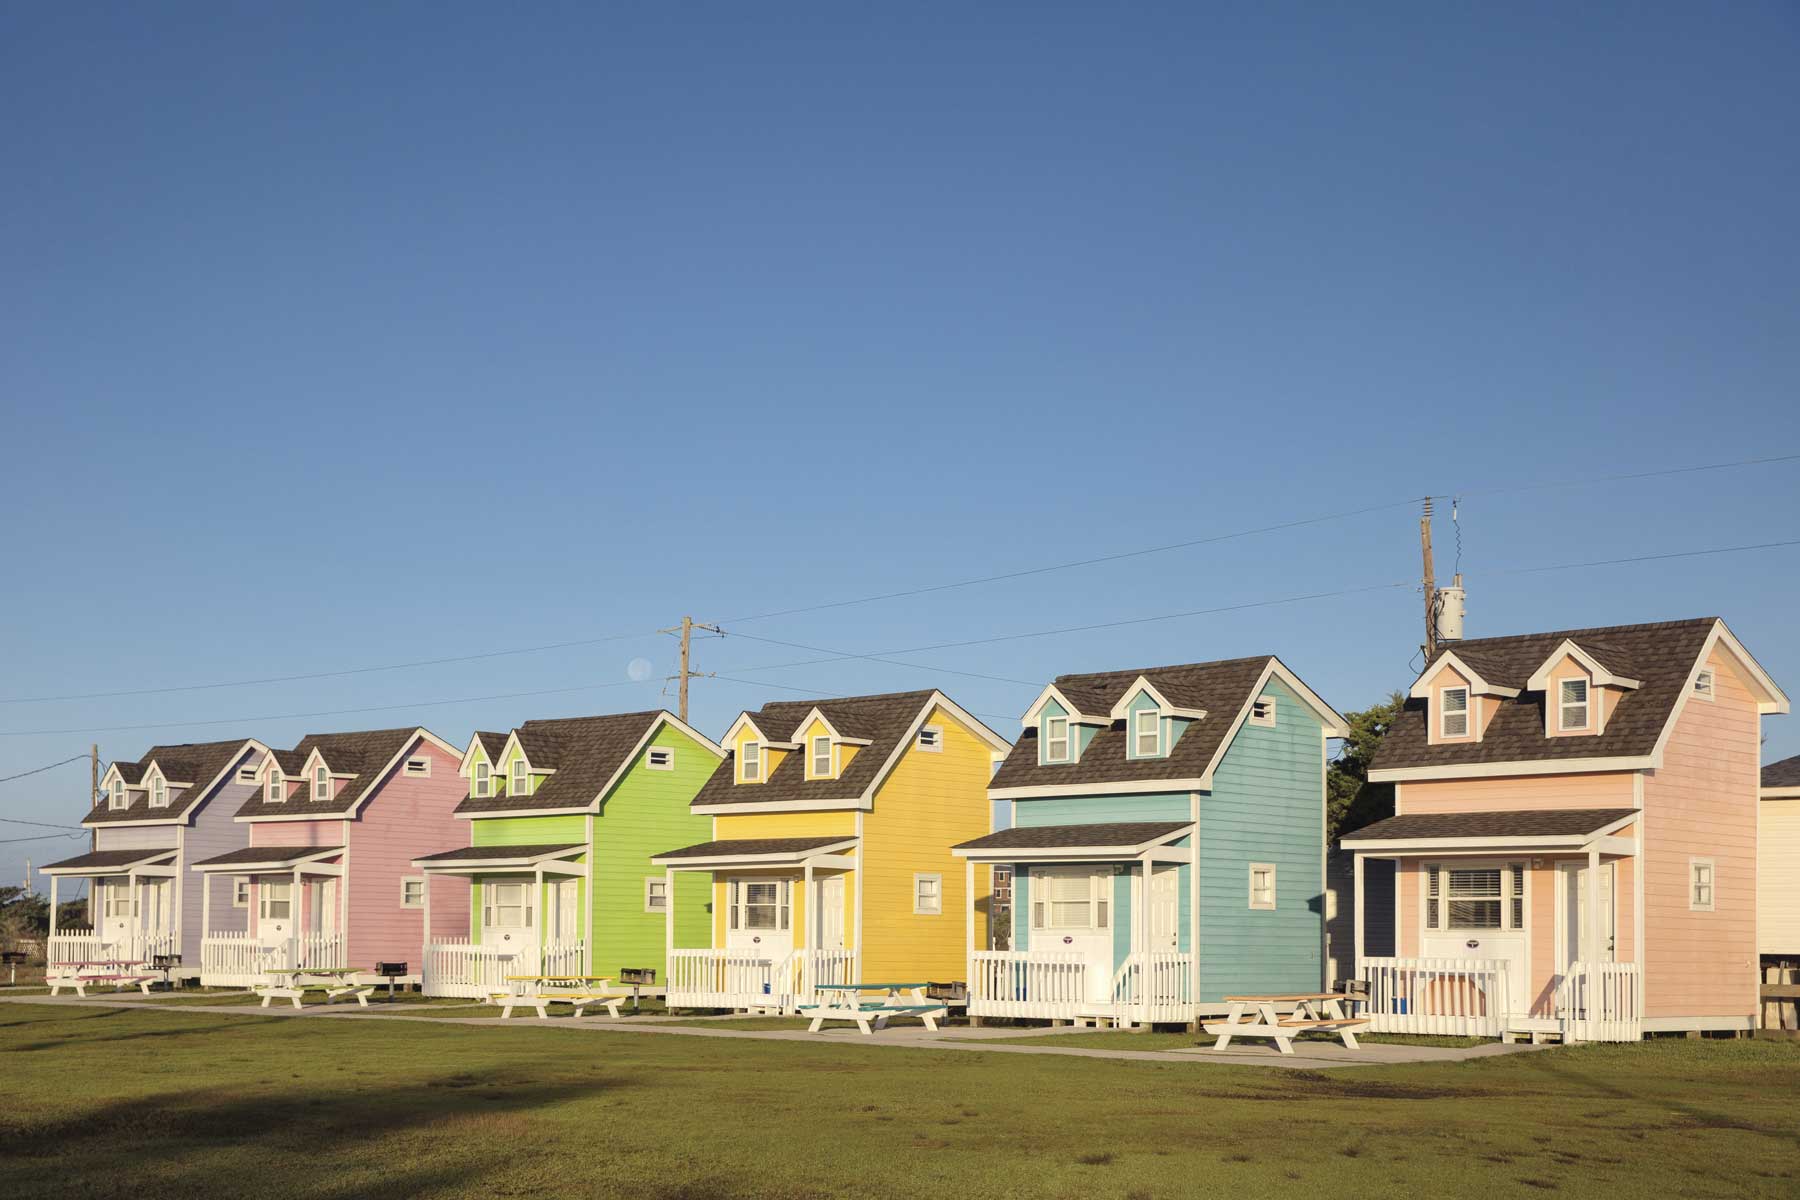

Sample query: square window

[1250,697,1277,727]
[1133,709,1160,757]
[645,878,669,912]
[404,757,431,777]
[1043,715,1071,763]
[645,747,675,771]
[916,726,943,752]
[1559,678,1590,731]
[1440,687,1470,738]
[1690,858,1714,911]
[913,874,942,915]
[400,878,425,908]
[1249,863,1276,910]
[232,877,250,908]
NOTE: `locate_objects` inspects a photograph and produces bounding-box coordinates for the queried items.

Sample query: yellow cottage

[652,689,1010,1010]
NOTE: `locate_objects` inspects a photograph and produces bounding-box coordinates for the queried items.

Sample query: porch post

[201,873,212,943]
[582,863,592,972]
[1352,854,1366,974]
[421,871,431,964]
[48,876,59,939]
[533,866,545,974]
[965,858,976,964]
[292,867,303,966]
[663,867,675,960]
[1134,857,1149,1028]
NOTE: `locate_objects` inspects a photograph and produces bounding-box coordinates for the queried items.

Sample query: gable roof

[692,690,1006,810]
[1373,618,1786,777]
[471,731,509,761]
[456,710,720,816]
[234,728,431,819]
[1340,807,1638,845]
[83,739,261,826]
[1764,754,1800,795]
[990,656,1344,796]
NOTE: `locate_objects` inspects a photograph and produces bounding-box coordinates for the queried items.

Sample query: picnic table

[490,975,628,1019]
[48,960,163,996]
[1203,992,1370,1055]
[256,968,377,1010]
[798,982,950,1035]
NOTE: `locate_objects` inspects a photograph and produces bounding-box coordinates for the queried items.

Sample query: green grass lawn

[1,1001,1795,1199]
[965,1029,1492,1051]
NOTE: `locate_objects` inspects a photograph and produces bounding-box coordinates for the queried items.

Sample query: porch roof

[190,845,344,872]
[1340,807,1637,852]
[410,842,585,870]
[950,820,1192,861]
[39,847,178,875]
[650,836,857,868]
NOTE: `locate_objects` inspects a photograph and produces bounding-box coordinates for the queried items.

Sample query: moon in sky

[627,657,654,682]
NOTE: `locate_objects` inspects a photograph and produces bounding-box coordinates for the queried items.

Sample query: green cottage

[413,711,722,996]
[956,657,1347,1028]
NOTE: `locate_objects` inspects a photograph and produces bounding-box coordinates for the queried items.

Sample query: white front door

[544,878,580,944]
[304,879,338,937]
[481,879,538,969]
[817,875,846,951]
[725,878,793,960]
[99,875,135,944]
[1029,866,1115,1004]
[1419,861,1530,1015]
[257,879,295,947]
[1149,866,1180,953]
[1560,861,1616,969]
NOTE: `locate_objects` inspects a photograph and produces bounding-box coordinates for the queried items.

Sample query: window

[473,761,491,798]
[237,767,257,784]
[1559,678,1590,731]
[1690,858,1714,911]
[150,776,168,808]
[740,741,762,783]
[232,877,250,908]
[267,769,283,803]
[260,882,292,922]
[400,878,425,908]
[913,873,942,915]
[312,765,330,802]
[1043,715,1071,763]
[1133,709,1161,757]
[102,880,135,919]
[1250,697,1277,728]
[916,726,943,752]
[483,881,532,929]
[1248,863,1276,910]
[404,757,430,777]
[810,735,833,778]
[728,880,789,931]
[1030,869,1109,931]
[509,759,528,796]
[644,877,668,912]
[1439,687,1470,738]
[109,779,127,811]
[1424,863,1528,931]
[1693,669,1715,701]
[645,747,674,771]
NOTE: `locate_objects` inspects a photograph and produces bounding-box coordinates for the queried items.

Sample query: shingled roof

[234,728,424,818]
[1372,618,1733,774]
[455,711,698,815]
[989,657,1327,794]
[1341,808,1638,844]
[84,739,259,826]
[1764,755,1800,792]
[692,690,988,809]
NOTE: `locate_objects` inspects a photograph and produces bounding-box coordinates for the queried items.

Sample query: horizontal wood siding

[179,755,261,952]
[1761,799,1800,955]
[94,825,179,850]
[347,737,470,966]
[1398,772,1637,814]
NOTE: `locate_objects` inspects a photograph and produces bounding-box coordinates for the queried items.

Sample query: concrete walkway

[0,994,1548,1070]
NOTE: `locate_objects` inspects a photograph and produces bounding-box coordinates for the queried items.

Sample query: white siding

[1760,798,1800,955]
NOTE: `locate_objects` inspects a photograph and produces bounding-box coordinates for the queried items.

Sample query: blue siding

[1197,678,1324,1002]
[990,799,1012,832]
[1112,871,1131,968]
[1013,793,1190,826]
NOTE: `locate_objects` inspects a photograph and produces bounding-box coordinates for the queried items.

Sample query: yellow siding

[709,810,859,949]
[859,704,994,981]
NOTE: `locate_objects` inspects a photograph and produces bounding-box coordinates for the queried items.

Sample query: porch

[652,836,859,1012]
[191,845,348,986]
[412,843,588,997]
[41,848,182,968]
[953,821,1196,1027]
[1341,807,1645,1042]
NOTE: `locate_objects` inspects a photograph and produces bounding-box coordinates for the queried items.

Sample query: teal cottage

[953,657,1346,1027]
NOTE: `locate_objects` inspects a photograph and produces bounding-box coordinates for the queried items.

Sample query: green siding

[470,813,587,846]
[1197,678,1325,1002]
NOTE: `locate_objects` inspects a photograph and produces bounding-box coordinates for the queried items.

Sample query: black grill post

[618,967,654,1012]
[376,961,407,1000]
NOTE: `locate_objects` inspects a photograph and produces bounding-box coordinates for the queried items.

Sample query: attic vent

[1693,668,1715,701]
[1249,698,1276,728]
[916,726,943,752]
[646,747,675,771]
[404,757,431,777]
[237,768,258,784]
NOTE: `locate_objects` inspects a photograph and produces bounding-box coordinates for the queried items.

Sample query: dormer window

[1558,679,1590,732]
[1693,668,1715,701]
[109,779,127,810]
[510,759,528,796]
[1043,714,1071,763]
[1439,687,1470,738]
[267,769,284,803]
[740,741,763,783]
[1132,709,1160,757]
[473,761,492,798]
[810,735,833,779]
[312,765,330,801]
[149,776,167,808]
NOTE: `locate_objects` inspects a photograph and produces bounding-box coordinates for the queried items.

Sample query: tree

[0,885,50,949]
[1328,691,1404,842]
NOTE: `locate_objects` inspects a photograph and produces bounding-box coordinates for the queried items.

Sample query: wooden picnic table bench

[1203,992,1370,1055]
[256,969,378,1010]
[798,982,951,1035]
[490,976,627,1020]
[48,970,160,997]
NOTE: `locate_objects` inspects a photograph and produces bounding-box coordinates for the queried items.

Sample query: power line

[718,631,1045,687]
[1445,451,1800,499]
[1480,538,1800,577]
[0,831,85,845]
[0,814,88,831]
[0,754,90,784]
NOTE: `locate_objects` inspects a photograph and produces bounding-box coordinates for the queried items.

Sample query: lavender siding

[180,756,262,953]
[93,825,180,851]
[345,738,469,965]
[249,818,344,848]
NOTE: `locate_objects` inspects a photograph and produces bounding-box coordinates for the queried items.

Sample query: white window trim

[1558,677,1591,733]
[1423,860,1527,932]
[482,879,534,930]
[726,878,790,932]
[1693,668,1716,702]
[1689,857,1715,912]
[149,776,168,808]
[267,770,284,804]
[232,876,250,909]
[916,725,944,752]
[1043,714,1072,764]
[399,877,425,909]
[1132,708,1161,758]
[809,735,834,780]
[1248,862,1277,910]
[644,876,669,913]
[510,759,528,797]
[312,766,330,802]
[645,747,675,771]
[404,757,431,777]
[913,873,943,916]
[1028,866,1111,933]
[259,880,293,922]
[1438,686,1471,740]
[109,780,128,811]
[473,761,492,798]
[1249,697,1277,728]
[739,741,763,784]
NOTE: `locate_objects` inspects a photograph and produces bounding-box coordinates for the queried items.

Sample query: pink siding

[1398,772,1636,814]
[249,818,343,847]
[344,736,469,965]
[1640,647,1761,1019]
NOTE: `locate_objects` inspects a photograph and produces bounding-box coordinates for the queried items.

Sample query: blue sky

[4,4,1798,883]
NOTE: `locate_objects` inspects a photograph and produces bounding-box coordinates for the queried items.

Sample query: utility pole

[658,616,721,723]
[1421,497,1438,662]
[90,744,99,805]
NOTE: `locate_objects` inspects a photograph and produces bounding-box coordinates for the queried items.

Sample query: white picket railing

[48,929,179,966]
[1108,952,1195,1025]
[968,951,1088,1020]
[540,939,586,979]
[666,949,777,1010]
[780,948,859,1010]
[1556,961,1642,1043]
[201,932,346,987]
[1358,956,1512,1037]
[422,939,521,998]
